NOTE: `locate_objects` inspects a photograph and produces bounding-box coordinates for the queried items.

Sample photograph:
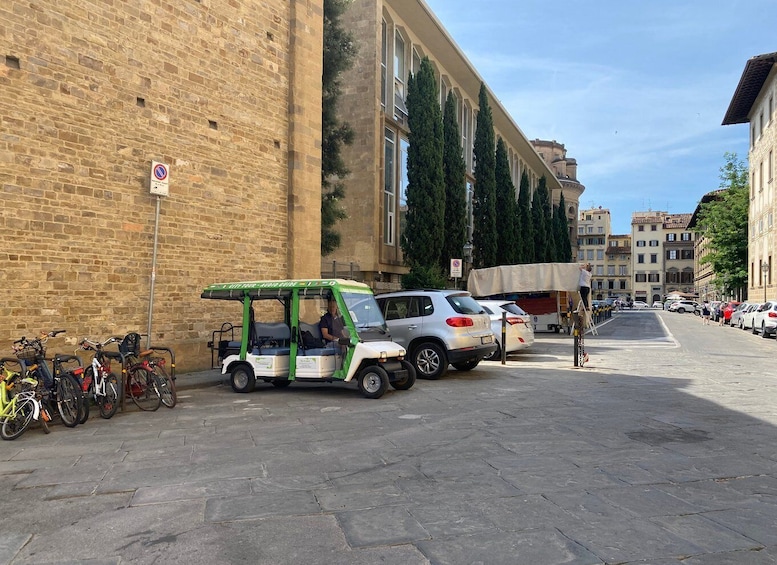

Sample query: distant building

[531,139,586,259]
[723,51,777,300]
[688,190,725,301]
[631,211,695,304]
[577,207,631,299]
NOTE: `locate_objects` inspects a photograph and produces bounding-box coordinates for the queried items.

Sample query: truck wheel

[390,360,416,390]
[411,342,448,380]
[357,365,389,399]
[230,364,256,393]
[452,359,479,371]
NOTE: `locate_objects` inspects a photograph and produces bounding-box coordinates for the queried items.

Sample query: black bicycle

[13,331,85,428]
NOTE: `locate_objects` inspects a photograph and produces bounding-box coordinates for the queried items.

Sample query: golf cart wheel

[357,365,389,399]
[390,360,416,391]
[230,364,256,393]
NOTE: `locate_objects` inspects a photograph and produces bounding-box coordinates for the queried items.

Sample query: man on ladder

[575,263,595,366]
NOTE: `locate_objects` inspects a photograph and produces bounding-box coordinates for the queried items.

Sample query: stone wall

[0,1,323,371]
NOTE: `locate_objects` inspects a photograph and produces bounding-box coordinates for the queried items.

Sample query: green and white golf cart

[202,279,415,399]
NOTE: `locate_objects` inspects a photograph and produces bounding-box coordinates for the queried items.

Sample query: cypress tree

[321,0,357,255]
[516,170,533,263]
[554,192,573,262]
[531,176,551,262]
[494,138,517,264]
[401,57,445,273]
[441,91,468,273]
[472,83,497,268]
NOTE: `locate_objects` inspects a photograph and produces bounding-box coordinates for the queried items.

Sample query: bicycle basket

[119,333,141,356]
[15,345,41,362]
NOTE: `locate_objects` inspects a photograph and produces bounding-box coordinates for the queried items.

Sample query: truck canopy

[467,263,580,297]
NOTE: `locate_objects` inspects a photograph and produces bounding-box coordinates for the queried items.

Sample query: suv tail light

[506,317,524,325]
[769,312,777,318]
[446,317,474,328]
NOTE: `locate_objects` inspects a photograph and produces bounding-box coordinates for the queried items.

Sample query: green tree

[472,83,497,268]
[531,176,552,262]
[440,91,468,273]
[321,0,357,255]
[495,138,517,264]
[401,57,445,280]
[553,192,573,262]
[692,153,749,297]
[516,170,534,263]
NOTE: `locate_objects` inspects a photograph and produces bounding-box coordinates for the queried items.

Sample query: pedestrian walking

[701,301,711,325]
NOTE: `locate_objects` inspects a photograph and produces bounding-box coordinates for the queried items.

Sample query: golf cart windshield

[342,291,389,340]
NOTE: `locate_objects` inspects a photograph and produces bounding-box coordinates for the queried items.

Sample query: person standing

[701,301,711,325]
[579,263,592,310]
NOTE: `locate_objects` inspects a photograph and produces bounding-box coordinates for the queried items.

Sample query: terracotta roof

[722,52,777,125]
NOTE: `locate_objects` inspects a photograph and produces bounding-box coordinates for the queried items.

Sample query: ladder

[577,298,598,336]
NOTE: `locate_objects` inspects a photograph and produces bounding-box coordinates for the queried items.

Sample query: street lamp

[762,261,770,302]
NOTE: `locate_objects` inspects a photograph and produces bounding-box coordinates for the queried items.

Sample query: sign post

[147,162,170,348]
[450,258,463,289]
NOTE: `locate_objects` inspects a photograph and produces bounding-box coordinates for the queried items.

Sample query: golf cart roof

[201,278,373,300]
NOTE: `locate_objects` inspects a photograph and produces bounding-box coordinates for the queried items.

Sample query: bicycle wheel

[97,373,120,419]
[39,401,51,434]
[1,398,36,440]
[154,364,177,408]
[127,368,161,411]
[57,374,83,428]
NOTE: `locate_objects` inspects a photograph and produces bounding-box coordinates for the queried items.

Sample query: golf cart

[202,279,415,399]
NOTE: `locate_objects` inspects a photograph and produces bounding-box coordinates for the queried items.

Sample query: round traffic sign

[153,163,168,181]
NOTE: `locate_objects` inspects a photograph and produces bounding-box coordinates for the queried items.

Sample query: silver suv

[375,289,497,380]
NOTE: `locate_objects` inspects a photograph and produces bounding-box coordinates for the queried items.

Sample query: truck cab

[202,279,415,399]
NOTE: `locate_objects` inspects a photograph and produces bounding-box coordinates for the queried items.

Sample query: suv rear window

[446,294,485,315]
[499,303,527,316]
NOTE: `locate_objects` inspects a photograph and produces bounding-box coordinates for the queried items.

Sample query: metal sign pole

[147,194,161,349]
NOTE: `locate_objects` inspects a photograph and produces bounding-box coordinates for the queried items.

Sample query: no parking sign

[450,258,462,278]
[150,161,170,196]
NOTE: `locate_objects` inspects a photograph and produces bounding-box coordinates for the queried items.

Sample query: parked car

[753,300,777,338]
[375,289,496,380]
[631,300,650,309]
[729,302,751,328]
[722,301,742,325]
[651,301,663,308]
[477,300,535,361]
[668,300,699,314]
[741,303,761,331]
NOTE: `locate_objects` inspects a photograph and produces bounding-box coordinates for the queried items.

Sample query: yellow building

[328,0,578,288]
[723,52,777,301]
[0,1,323,370]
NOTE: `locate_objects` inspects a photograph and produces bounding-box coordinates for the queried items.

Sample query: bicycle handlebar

[79,336,119,350]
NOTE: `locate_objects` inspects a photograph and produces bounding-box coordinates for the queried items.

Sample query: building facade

[329,0,575,289]
[577,207,610,298]
[723,52,777,302]
[631,211,695,304]
[1,1,324,370]
[606,234,632,300]
[531,139,585,259]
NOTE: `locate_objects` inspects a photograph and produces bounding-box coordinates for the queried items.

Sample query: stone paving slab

[5,312,777,563]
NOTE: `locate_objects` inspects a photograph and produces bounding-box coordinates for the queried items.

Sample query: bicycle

[118,333,163,412]
[0,359,45,440]
[13,331,85,428]
[77,337,121,419]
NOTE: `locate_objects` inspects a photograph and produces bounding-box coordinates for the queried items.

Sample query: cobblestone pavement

[2,310,777,564]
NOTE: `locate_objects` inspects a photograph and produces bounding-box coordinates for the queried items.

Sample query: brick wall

[0,1,323,371]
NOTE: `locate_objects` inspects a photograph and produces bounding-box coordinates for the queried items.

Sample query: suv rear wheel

[412,342,447,380]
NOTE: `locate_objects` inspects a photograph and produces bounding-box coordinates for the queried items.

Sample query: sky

[423,0,776,234]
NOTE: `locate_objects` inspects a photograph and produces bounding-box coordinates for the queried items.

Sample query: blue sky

[423,0,775,233]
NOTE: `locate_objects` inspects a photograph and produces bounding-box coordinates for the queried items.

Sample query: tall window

[398,137,409,240]
[384,129,396,245]
[619,265,628,276]
[666,233,676,241]
[393,31,407,122]
[650,254,657,263]
[412,48,421,76]
[637,254,644,264]
[667,250,678,260]
[380,20,387,108]
[649,240,658,247]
